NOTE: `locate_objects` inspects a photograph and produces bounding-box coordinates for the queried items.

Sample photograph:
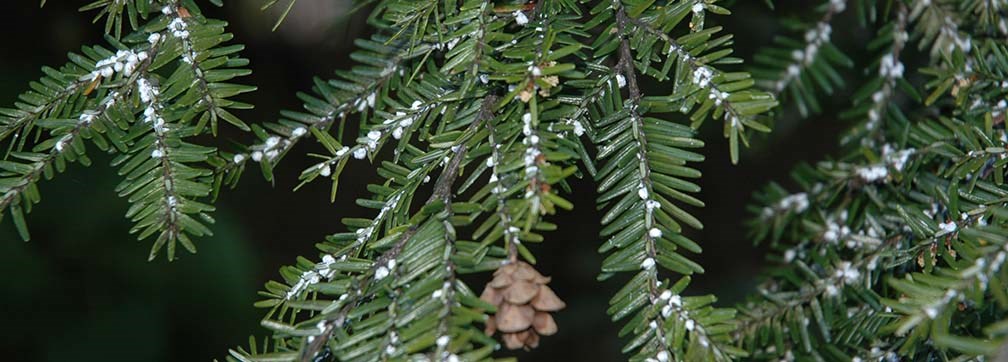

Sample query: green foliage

[742,1,1008,360]
[2,1,253,260]
[752,0,853,117]
[6,0,1008,361]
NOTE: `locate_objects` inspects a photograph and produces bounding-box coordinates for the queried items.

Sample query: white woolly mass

[823,217,851,244]
[856,165,889,182]
[78,111,97,125]
[89,49,148,81]
[669,295,682,307]
[774,18,838,92]
[646,200,661,210]
[168,18,190,39]
[374,266,390,280]
[834,261,860,284]
[137,78,157,104]
[445,37,460,51]
[513,10,529,26]
[661,305,673,318]
[882,144,915,171]
[691,66,713,88]
[250,134,292,163]
[649,228,663,238]
[939,221,957,233]
[285,270,322,299]
[637,184,649,200]
[777,192,809,213]
[572,120,585,136]
[830,0,847,11]
[708,89,730,106]
[367,130,382,141]
[784,249,797,262]
[825,284,839,297]
[641,257,656,270]
[54,135,71,152]
[659,290,672,300]
[879,54,905,78]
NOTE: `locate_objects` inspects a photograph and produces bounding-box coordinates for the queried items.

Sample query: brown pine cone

[480,261,565,350]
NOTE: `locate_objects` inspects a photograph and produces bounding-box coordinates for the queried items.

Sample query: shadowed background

[0,1,862,361]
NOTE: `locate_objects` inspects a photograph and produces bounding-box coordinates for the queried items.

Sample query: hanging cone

[480,260,565,350]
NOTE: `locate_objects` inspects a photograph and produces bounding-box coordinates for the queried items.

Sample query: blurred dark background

[0,1,863,361]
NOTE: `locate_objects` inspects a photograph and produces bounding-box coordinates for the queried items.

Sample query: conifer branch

[590,5,738,361]
[0,78,88,153]
[164,3,253,134]
[625,16,750,127]
[615,2,661,316]
[2,2,253,256]
[0,89,123,216]
[762,0,849,95]
[273,94,496,361]
[624,13,777,163]
[841,2,910,145]
[298,142,468,361]
[909,0,975,60]
[9,2,1008,361]
[0,35,167,239]
[229,38,428,173]
[733,234,903,339]
[485,119,522,262]
[134,77,187,258]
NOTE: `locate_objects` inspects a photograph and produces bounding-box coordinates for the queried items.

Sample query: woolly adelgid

[2,1,1008,361]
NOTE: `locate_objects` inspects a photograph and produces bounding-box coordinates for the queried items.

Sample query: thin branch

[300,95,496,361]
[221,40,431,173]
[0,80,88,153]
[0,36,166,212]
[766,0,849,95]
[623,15,748,125]
[165,3,231,133]
[733,209,985,341]
[613,6,731,360]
